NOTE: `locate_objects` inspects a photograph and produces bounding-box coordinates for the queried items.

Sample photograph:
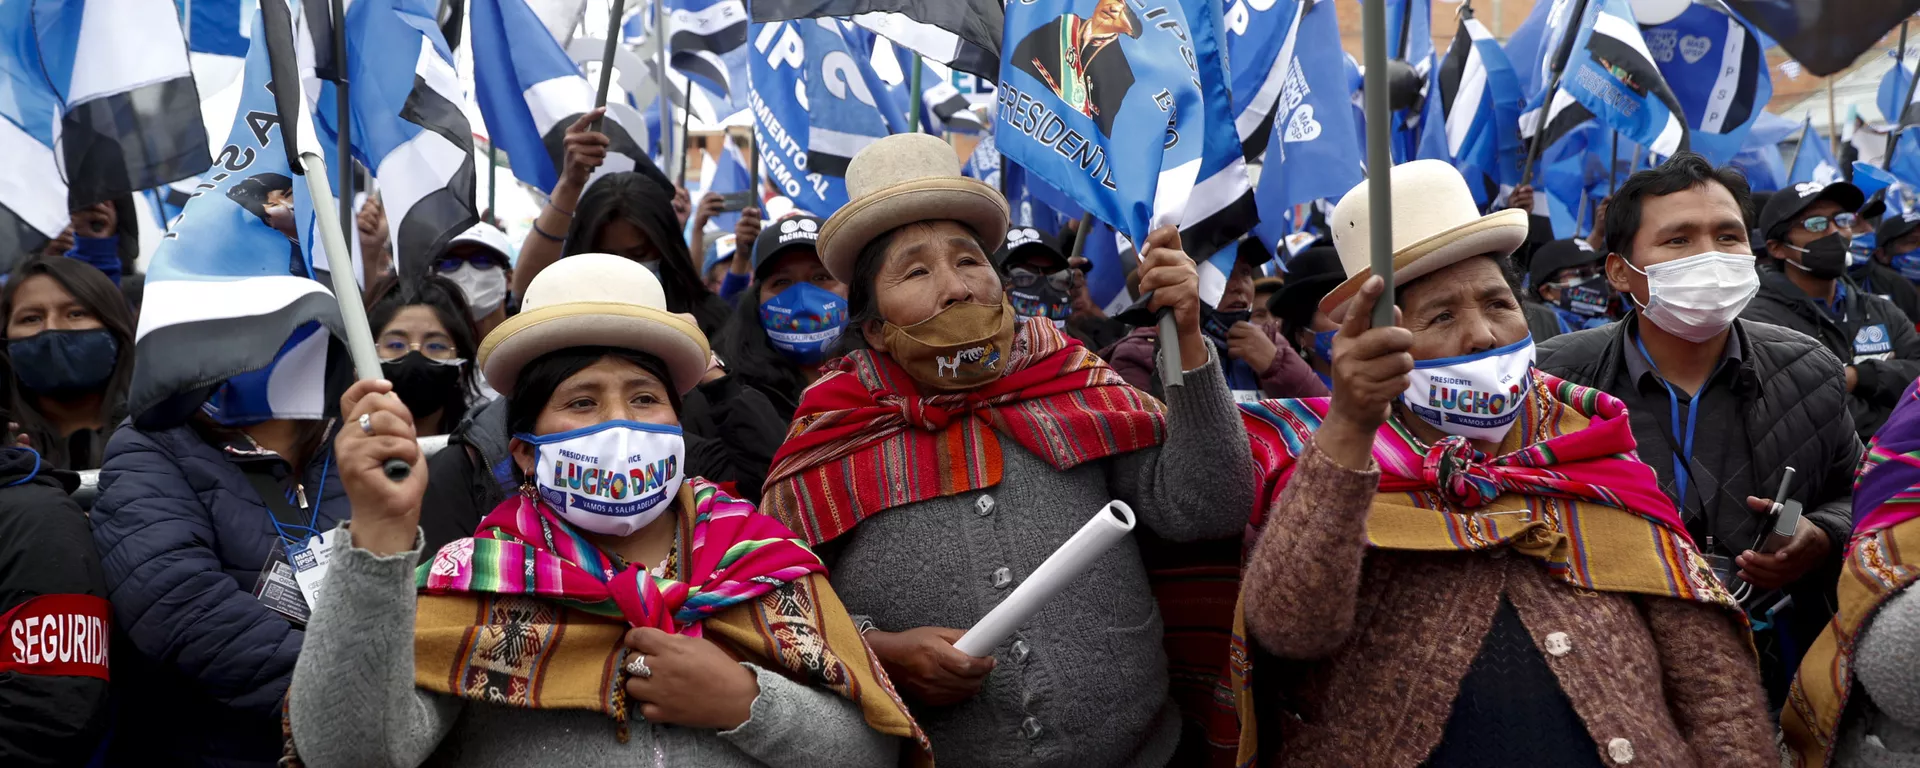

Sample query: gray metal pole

[590,0,626,132]
[332,0,353,274]
[909,56,924,133]
[1363,0,1395,326]
[1608,130,1619,197]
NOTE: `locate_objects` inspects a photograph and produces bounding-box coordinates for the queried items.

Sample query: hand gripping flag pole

[261,0,410,482]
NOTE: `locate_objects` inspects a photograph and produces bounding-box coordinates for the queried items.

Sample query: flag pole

[1609,130,1619,196]
[1518,0,1592,188]
[260,0,409,482]
[1889,21,1911,168]
[909,55,924,133]
[748,132,760,201]
[486,145,498,222]
[654,0,671,172]
[1363,0,1396,326]
[676,90,693,188]
[590,0,626,133]
[332,0,353,276]
[1828,77,1840,161]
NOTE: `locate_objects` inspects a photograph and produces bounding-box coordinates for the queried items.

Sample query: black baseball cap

[1528,238,1603,290]
[1758,181,1865,242]
[993,226,1070,273]
[751,214,824,279]
[1878,209,1920,250]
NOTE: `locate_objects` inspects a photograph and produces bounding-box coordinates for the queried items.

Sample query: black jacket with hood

[0,446,111,766]
[1740,266,1920,440]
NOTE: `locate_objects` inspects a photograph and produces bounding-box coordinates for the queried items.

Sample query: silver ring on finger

[625,653,652,679]
[358,412,374,435]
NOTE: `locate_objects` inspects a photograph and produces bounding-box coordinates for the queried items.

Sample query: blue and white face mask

[1893,249,1920,283]
[759,282,848,364]
[1400,336,1537,443]
[1311,329,1336,365]
[515,421,684,537]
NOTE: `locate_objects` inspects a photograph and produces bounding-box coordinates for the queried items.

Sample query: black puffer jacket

[1741,267,1920,440]
[1537,317,1860,568]
[1850,256,1920,326]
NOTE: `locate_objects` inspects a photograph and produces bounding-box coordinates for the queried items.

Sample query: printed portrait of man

[227,173,297,240]
[1011,0,1142,138]
[226,172,307,276]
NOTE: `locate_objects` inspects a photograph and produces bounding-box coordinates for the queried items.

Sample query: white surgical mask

[444,262,507,319]
[1401,336,1536,443]
[515,420,685,536]
[1625,251,1759,343]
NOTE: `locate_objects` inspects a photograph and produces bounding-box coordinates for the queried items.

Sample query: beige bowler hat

[817,133,1010,284]
[1320,159,1530,318]
[477,253,711,396]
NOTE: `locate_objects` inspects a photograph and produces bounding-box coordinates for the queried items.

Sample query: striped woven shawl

[410,479,929,759]
[1222,372,1740,766]
[1784,381,1920,767]
[762,316,1168,545]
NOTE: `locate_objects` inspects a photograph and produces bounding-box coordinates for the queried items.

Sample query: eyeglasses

[1798,212,1858,234]
[378,338,461,362]
[1008,266,1073,292]
[434,252,506,274]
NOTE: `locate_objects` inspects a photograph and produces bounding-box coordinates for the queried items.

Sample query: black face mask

[9,328,119,396]
[1201,306,1253,347]
[1558,274,1613,318]
[1793,234,1851,280]
[380,351,465,419]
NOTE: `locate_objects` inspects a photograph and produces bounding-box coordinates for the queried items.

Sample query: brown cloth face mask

[880,298,1018,391]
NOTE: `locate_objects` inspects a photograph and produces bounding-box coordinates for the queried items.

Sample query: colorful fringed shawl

[761,316,1167,545]
[1784,381,1920,767]
[411,478,930,761]
[1218,373,1739,766]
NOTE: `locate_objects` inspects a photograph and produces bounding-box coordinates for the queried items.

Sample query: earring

[519,477,536,498]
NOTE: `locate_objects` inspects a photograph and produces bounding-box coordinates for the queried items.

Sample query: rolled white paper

[953,500,1138,657]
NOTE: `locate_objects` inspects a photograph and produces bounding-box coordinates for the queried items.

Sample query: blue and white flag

[1529,0,1690,158]
[472,0,659,195]
[2,0,210,265]
[131,13,342,426]
[1787,118,1841,187]
[749,19,845,215]
[1178,0,1258,292]
[1880,52,1920,130]
[995,0,1224,286]
[1227,0,1299,164]
[1244,0,1364,256]
[1380,0,1433,163]
[1420,11,1523,208]
[1642,2,1770,166]
[803,19,894,182]
[298,0,478,277]
[1728,110,1794,192]
[178,0,256,57]
[626,0,751,118]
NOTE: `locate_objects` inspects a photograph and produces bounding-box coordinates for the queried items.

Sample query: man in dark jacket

[1745,180,1920,440]
[0,444,111,766]
[1856,208,1920,323]
[1538,154,1859,704]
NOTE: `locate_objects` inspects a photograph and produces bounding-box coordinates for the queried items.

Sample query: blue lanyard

[265,455,330,544]
[1633,334,1704,506]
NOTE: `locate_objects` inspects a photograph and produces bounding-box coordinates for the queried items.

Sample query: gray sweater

[827,349,1255,768]
[287,526,900,768]
[1839,586,1920,767]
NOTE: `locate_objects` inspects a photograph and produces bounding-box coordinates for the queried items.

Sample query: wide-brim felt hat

[819,133,1010,284]
[1320,159,1530,319]
[478,253,711,397]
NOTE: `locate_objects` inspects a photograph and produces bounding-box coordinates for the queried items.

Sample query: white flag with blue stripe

[1,0,209,267]
[132,11,343,427]
[1419,11,1523,208]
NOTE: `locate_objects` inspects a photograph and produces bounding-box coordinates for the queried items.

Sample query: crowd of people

[8,115,1920,768]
